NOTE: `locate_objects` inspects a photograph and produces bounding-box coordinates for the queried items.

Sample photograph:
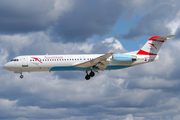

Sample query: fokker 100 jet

[3,35,176,80]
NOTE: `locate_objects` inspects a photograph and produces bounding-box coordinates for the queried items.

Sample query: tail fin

[137,35,176,55]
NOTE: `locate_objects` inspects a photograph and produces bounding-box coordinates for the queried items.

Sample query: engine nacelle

[113,54,137,62]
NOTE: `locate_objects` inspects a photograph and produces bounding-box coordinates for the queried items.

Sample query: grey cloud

[0,0,125,42]
[122,1,177,40]
[1,60,180,120]
[0,0,55,34]
[52,0,124,42]
[0,0,73,35]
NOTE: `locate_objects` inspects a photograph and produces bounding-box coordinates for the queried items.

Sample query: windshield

[11,59,19,61]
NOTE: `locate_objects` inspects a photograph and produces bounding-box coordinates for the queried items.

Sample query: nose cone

[3,63,10,70]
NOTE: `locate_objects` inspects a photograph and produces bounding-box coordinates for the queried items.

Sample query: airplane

[3,35,176,80]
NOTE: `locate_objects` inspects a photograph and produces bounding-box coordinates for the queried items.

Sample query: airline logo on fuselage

[44,56,63,59]
[31,57,42,63]
[31,56,63,63]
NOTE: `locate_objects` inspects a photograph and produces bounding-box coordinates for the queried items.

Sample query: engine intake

[113,54,137,62]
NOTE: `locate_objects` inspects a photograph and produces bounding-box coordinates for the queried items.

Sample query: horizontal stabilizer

[154,35,176,41]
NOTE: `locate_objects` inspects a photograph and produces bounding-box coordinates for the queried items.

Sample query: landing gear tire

[89,71,95,77]
[20,75,23,79]
[85,74,90,80]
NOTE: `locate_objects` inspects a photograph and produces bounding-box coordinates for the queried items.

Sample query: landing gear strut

[85,71,95,80]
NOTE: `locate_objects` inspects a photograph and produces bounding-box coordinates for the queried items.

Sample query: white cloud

[0,34,33,55]
[0,33,126,56]
[47,0,74,21]
[125,114,134,120]
[0,99,17,109]
[0,49,8,67]
[173,115,180,120]
[102,37,124,50]
[166,10,180,34]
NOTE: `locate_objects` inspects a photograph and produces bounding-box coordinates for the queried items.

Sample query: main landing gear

[85,71,95,80]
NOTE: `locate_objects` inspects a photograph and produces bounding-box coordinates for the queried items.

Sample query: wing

[75,53,114,71]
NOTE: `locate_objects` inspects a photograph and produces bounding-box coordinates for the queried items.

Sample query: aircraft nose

[3,63,10,70]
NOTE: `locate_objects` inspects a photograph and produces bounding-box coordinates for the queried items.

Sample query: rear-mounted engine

[112,54,137,62]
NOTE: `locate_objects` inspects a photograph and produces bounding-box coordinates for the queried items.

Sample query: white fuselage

[3,54,159,73]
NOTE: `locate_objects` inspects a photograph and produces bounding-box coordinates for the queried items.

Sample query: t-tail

[136,35,176,55]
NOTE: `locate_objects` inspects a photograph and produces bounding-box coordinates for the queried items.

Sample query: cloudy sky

[0,0,180,119]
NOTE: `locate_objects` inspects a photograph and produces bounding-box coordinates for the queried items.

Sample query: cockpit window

[11,59,19,61]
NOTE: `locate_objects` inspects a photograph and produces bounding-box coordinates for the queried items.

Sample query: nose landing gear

[20,75,24,79]
[14,71,24,79]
